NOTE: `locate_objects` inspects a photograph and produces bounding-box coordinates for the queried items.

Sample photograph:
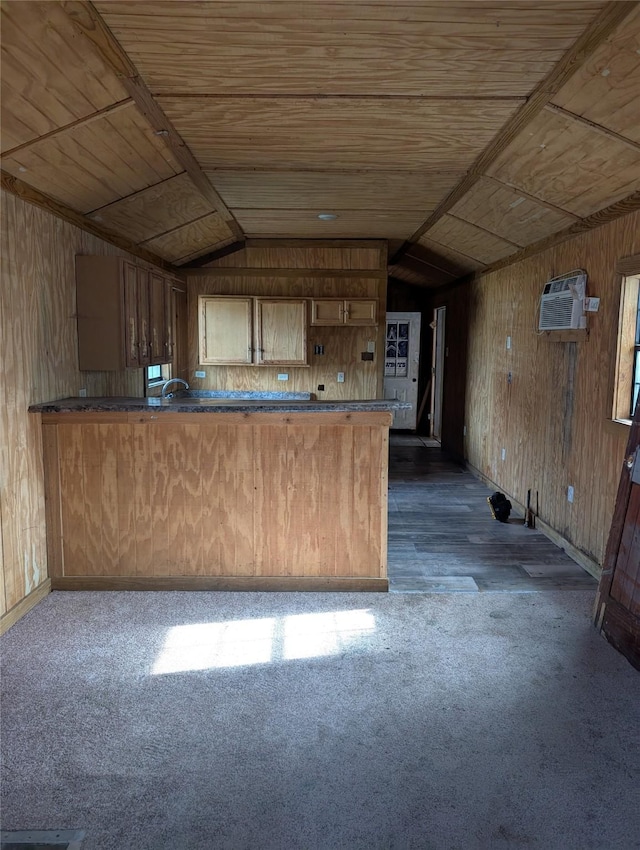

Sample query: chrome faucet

[160,378,190,399]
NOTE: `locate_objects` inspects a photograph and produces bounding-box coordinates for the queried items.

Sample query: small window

[147,364,163,384]
[145,363,172,396]
[613,274,640,423]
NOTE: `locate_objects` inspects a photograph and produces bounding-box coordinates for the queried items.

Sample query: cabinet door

[137,268,151,366]
[164,281,175,364]
[123,261,141,367]
[199,296,253,364]
[148,272,166,365]
[345,299,377,325]
[311,299,344,325]
[256,299,307,366]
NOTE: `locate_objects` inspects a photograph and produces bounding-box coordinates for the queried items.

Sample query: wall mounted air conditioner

[538,273,587,331]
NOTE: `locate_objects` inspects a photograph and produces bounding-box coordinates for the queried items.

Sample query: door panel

[595,403,640,668]
[383,312,421,429]
[200,297,253,365]
[431,307,446,441]
[149,272,166,365]
[123,261,140,368]
[256,299,307,366]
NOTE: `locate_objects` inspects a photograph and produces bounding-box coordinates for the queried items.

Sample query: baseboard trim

[466,463,601,580]
[0,579,52,635]
[51,576,389,593]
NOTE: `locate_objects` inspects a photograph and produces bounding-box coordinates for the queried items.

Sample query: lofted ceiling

[1,1,640,286]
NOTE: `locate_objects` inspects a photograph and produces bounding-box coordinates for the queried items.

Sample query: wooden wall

[187,243,387,400]
[0,189,145,623]
[460,211,640,569]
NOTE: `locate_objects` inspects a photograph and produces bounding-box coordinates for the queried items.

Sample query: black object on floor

[487,491,512,522]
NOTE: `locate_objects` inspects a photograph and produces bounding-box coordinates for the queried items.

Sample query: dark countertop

[29,396,411,415]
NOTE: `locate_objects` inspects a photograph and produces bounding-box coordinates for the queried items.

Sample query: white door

[383,312,421,429]
[431,306,446,441]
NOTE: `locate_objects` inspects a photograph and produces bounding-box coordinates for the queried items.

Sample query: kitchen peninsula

[31,396,408,592]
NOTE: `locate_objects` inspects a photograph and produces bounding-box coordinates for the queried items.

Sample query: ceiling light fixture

[317,213,338,221]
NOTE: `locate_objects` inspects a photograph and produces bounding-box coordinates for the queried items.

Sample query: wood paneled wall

[460,211,640,568]
[0,189,145,622]
[187,243,387,400]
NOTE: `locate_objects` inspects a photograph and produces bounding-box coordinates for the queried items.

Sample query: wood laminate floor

[387,435,597,593]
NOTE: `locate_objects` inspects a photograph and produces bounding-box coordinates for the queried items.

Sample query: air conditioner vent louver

[538,273,587,331]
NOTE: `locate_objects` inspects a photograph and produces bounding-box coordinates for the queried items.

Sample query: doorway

[431,306,446,442]
[383,311,421,430]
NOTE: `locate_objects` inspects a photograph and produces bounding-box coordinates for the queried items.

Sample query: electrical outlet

[567,485,574,503]
[367,340,376,353]
[194,370,206,379]
[277,373,289,381]
[78,388,87,397]
[501,448,506,461]
[337,372,345,383]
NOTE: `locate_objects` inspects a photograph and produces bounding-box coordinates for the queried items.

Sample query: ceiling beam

[1,170,176,272]
[543,103,640,154]
[185,266,388,279]
[480,190,640,277]
[392,1,639,263]
[180,240,247,268]
[61,1,243,240]
[391,253,459,280]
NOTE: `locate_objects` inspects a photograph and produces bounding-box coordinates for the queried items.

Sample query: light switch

[337,372,345,383]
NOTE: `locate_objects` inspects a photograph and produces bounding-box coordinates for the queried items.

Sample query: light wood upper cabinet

[76,256,174,370]
[255,299,307,366]
[311,298,377,326]
[198,295,308,366]
[199,297,253,365]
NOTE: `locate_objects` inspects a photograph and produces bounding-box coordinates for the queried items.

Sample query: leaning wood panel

[0,0,126,152]
[463,210,640,568]
[2,103,181,213]
[158,97,521,171]
[487,109,640,218]
[0,188,146,616]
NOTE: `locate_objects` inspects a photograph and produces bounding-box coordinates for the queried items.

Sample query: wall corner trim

[0,579,52,636]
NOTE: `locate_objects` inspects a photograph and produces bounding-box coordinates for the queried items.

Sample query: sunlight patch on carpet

[152,609,376,674]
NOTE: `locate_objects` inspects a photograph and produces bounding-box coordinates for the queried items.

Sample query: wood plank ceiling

[1,1,639,283]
